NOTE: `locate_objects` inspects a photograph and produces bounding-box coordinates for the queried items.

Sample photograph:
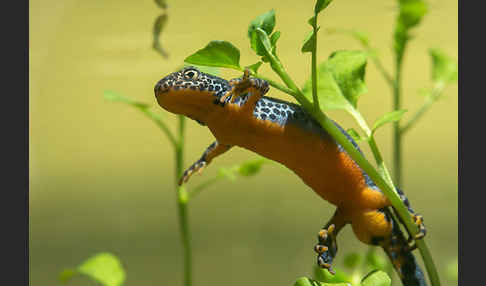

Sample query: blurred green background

[29,0,457,285]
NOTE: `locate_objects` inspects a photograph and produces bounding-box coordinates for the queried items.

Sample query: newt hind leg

[314,208,348,274]
[394,188,426,250]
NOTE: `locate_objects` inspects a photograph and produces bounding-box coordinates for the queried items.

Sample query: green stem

[189,176,223,199]
[348,109,396,188]
[311,14,319,110]
[400,82,445,134]
[262,51,440,286]
[174,115,192,286]
[255,75,301,98]
[370,54,394,87]
[393,65,402,187]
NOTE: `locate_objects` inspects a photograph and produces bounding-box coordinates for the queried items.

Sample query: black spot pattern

[154,66,231,100]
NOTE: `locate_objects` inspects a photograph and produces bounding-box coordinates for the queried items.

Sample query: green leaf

[184,41,241,70]
[78,253,126,286]
[302,50,368,112]
[361,270,391,286]
[248,10,276,38]
[218,167,237,181]
[246,62,263,74]
[60,253,126,286]
[343,252,362,269]
[393,0,428,62]
[294,277,349,286]
[315,0,333,14]
[237,159,266,176]
[308,16,316,26]
[365,251,388,270]
[270,31,281,47]
[313,265,351,283]
[372,109,407,133]
[429,48,458,84]
[301,27,320,53]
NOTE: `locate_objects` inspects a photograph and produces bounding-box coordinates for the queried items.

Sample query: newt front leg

[179,141,232,185]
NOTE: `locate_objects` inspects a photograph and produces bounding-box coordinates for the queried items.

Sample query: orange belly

[206,106,389,211]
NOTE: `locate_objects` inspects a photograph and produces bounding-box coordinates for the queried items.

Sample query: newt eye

[183,69,199,80]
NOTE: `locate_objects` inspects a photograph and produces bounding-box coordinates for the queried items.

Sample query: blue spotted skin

[230,92,378,190]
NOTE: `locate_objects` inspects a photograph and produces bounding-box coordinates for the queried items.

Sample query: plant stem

[393,64,402,187]
[400,81,446,134]
[311,14,319,110]
[174,115,192,286]
[261,50,440,286]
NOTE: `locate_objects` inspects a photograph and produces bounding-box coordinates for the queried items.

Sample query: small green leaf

[301,27,320,53]
[184,41,241,70]
[104,91,150,109]
[60,253,126,286]
[313,265,351,283]
[343,252,362,269]
[346,128,367,143]
[250,30,267,58]
[394,0,428,62]
[315,0,333,14]
[302,50,368,112]
[248,10,276,38]
[154,0,167,9]
[294,277,349,286]
[218,167,237,181]
[308,16,316,26]
[77,252,126,286]
[237,159,266,176]
[365,251,388,270]
[270,31,281,46]
[246,62,263,74]
[372,109,407,133]
[429,48,458,84]
[361,270,391,286]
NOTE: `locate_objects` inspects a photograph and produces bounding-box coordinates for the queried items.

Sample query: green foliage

[294,277,349,286]
[343,253,362,269]
[361,270,391,286]
[184,41,241,70]
[301,28,320,53]
[59,252,126,286]
[429,48,458,84]
[393,0,428,63]
[313,265,351,284]
[248,9,276,38]
[104,91,177,146]
[372,110,407,134]
[302,51,368,112]
[346,128,368,143]
[314,0,333,14]
[248,10,280,62]
[246,61,263,74]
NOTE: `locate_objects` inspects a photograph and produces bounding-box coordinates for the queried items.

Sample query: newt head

[154,66,231,122]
